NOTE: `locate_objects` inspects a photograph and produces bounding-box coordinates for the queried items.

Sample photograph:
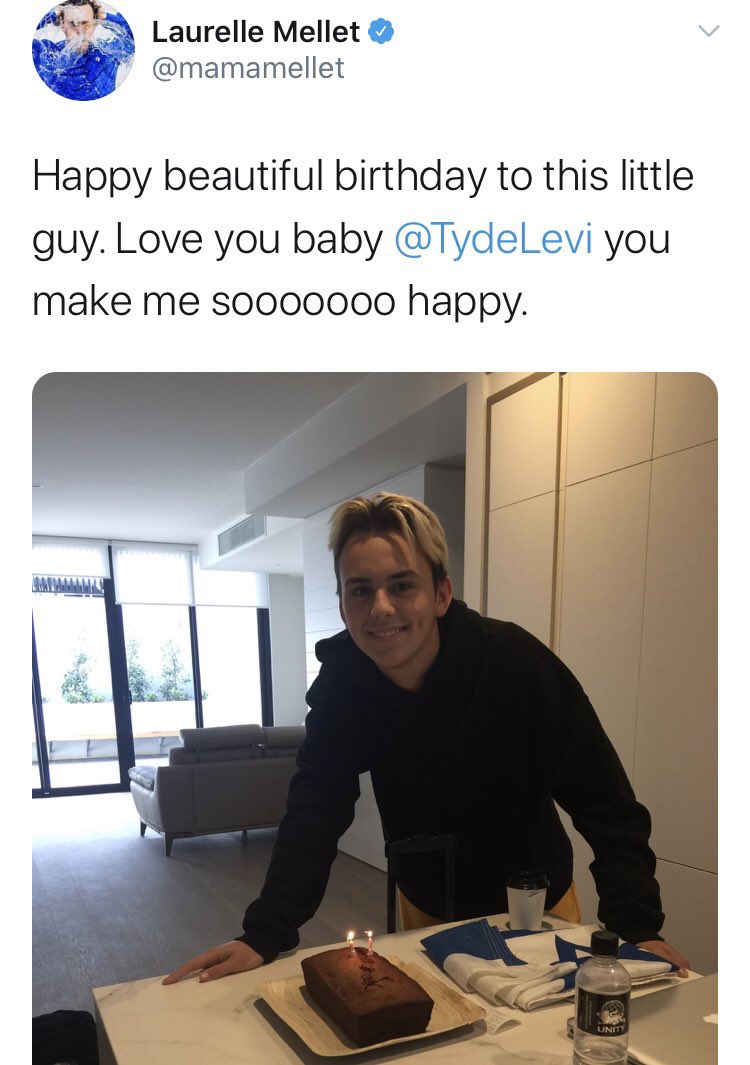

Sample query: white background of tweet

[3,1,745,1045]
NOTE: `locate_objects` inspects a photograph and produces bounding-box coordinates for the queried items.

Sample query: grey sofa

[128,723,305,855]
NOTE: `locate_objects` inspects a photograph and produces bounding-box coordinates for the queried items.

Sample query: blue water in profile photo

[32,1,135,101]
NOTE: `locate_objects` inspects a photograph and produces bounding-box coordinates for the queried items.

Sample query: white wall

[475,372,717,973]
[243,374,470,518]
[424,465,466,600]
[267,574,307,725]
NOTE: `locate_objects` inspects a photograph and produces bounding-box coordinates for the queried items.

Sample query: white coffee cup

[506,870,548,930]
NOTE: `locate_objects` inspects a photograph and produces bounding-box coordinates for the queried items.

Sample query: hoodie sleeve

[535,653,665,945]
[237,674,363,963]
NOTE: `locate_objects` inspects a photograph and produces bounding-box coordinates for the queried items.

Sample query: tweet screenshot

[16,1,744,1059]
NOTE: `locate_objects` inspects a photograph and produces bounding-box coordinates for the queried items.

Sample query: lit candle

[365,930,373,956]
[347,931,355,956]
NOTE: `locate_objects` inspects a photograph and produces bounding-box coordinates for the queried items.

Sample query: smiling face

[338,532,452,692]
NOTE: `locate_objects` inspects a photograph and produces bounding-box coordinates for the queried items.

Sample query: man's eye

[392,582,415,593]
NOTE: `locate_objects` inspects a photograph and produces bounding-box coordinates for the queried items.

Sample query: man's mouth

[367,625,408,639]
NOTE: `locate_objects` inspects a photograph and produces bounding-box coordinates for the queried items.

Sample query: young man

[165,493,689,984]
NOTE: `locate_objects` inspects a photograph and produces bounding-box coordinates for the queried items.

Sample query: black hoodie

[239,600,664,962]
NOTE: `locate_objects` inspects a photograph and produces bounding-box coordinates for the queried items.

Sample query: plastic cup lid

[506,869,549,890]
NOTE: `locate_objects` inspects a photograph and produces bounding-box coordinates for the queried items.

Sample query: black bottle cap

[590,930,619,956]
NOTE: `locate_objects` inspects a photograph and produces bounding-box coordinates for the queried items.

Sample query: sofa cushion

[169,745,265,765]
[168,747,198,765]
[128,765,156,791]
[179,724,264,751]
[262,726,306,752]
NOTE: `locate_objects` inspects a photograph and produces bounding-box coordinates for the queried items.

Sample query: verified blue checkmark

[368,18,395,44]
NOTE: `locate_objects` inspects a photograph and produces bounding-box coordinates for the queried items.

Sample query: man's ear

[435,576,453,617]
[338,596,347,627]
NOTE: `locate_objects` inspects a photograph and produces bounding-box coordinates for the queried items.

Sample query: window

[32,538,271,795]
[195,606,263,726]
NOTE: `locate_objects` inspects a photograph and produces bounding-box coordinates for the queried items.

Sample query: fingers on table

[162,951,218,984]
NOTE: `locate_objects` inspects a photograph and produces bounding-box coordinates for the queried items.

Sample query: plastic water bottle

[573,929,631,1064]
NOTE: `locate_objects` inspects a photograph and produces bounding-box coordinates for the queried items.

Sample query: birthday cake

[301,946,434,1046]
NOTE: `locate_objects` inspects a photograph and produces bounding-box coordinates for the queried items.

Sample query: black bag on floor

[32,1009,99,1065]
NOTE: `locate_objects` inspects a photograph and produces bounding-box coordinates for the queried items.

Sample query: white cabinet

[484,373,717,973]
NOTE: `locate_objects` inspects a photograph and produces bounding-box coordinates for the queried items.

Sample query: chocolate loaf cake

[301,946,434,1046]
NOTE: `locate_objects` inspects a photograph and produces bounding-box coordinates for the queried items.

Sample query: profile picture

[32,2,134,101]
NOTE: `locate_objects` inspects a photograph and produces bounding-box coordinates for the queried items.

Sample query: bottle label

[576,989,630,1036]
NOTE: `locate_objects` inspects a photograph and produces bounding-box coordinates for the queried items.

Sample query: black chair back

[384,833,456,933]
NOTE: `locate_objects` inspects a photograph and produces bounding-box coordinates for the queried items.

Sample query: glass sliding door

[121,604,197,764]
[32,578,122,789]
[32,539,274,795]
[31,638,47,791]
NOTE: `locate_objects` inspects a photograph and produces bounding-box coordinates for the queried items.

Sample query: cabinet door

[486,374,560,643]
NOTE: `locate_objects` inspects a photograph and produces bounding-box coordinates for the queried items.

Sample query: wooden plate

[258,955,485,1056]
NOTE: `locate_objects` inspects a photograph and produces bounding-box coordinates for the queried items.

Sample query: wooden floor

[32,791,387,1018]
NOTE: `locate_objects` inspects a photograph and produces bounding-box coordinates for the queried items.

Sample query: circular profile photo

[32,2,134,101]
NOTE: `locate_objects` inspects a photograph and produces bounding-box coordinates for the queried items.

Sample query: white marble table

[90,915,665,1065]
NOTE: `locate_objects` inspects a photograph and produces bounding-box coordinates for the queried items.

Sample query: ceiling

[32,373,468,574]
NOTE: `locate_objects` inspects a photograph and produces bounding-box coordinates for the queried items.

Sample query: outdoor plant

[61,648,93,703]
[126,637,150,701]
[159,638,191,701]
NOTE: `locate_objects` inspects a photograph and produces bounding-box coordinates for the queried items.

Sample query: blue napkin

[421,918,529,969]
[422,918,677,973]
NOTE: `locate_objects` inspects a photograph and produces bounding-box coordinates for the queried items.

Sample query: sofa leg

[165,835,174,857]
[139,821,147,837]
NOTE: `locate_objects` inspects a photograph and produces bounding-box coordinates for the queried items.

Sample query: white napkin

[440,924,678,1011]
[445,952,578,1010]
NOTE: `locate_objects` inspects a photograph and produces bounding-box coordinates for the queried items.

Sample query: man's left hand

[636,939,690,976]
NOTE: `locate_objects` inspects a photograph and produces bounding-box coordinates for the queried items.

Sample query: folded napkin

[421,920,679,1011]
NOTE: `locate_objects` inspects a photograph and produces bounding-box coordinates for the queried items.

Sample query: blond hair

[329,493,449,595]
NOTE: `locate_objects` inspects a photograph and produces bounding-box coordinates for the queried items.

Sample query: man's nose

[371,588,395,616]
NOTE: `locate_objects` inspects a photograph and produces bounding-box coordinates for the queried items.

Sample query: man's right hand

[162,940,264,984]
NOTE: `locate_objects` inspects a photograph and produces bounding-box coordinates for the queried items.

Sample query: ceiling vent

[218,513,267,555]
